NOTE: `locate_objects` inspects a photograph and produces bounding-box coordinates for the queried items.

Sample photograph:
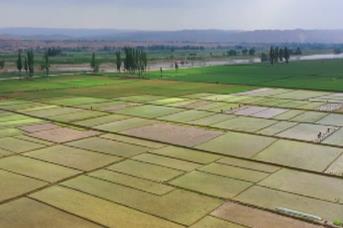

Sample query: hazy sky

[0,0,342,30]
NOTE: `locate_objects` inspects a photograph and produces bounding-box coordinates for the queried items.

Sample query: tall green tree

[115,51,122,72]
[42,51,50,76]
[284,47,290,63]
[227,49,237,56]
[90,52,99,72]
[123,47,148,76]
[142,51,147,72]
[16,50,23,73]
[0,60,5,69]
[24,57,28,74]
[269,47,274,65]
[27,49,34,78]
[242,48,248,56]
[174,61,179,71]
[279,48,284,62]
[274,47,279,64]
[295,47,302,55]
[248,48,256,56]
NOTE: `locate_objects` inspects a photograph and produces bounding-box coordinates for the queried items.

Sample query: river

[148,53,343,71]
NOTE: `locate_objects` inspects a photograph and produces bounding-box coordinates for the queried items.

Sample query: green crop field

[0,74,252,99]
[148,59,343,91]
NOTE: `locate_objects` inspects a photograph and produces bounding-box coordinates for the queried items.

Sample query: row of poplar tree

[16,47,148,78]
[91,47,148,76]
[260,47,298,64]
[269,46,291,64]
[16,50,50,78]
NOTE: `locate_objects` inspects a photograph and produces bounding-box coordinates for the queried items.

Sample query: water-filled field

[0,77,342,227]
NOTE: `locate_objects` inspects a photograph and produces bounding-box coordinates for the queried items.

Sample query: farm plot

[200,102,240,113]
[191,216,245,228]
[118,95,166,103]
[78,101,140,112]
[212,201,319,228]
[67,137,148,158]
[258,121,298,136]
[0,128,22,138]
[211,116,277,133]
[203,94,249,103]
[324,128,343,146]
[0,137,46,153]
[24,106,81,118]
[231,105,269,116]
[100,133,166,149]
[50,110,106,122]
[291,111,328,123]
[274,109,305,120]
[30,186,182,228]
[19,123,59,133]
[274,90,330,100]
[0,156,80,182]
[95,117,156,132]
[74,114,129,127]
[47,96,109,106]
[236,88,291,97]
[318,113,343,126]
[28,127,100,143]
[149,97,189,105]
[189,113,236,126]
[89,169,174,195]
[0,113,44,128]
[59,176,222,226]
[196,132,276,158]
[108,159,183,182]
[235,186,343,222]
[123,122,223,147]
[167,99,208,108]
[0,101,49,112]
[325,154,343,176]
[169,171,252,199]
[25,145,121,171]
[277,123,338,142]
[259,169,343,204]
[159,110,213,123]
[254,140,343,172]
[150,146,221,164]
[0,170,47,202]
[0,148,12,158]
[116,105,183,118]
[1,83,343,227]
[0,198,101,228]
[252,107,288,118]
[132,153,201,171]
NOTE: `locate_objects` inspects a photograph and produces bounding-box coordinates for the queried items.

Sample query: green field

[148,59,343,91]
[0,74,252,99]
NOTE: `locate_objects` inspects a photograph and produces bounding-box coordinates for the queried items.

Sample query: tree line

[11,47,149,78]
[91,47,148,76]
[15,50,35,78]
[269,47,291,64]
[227,48,256,57]
[260,47,302,64]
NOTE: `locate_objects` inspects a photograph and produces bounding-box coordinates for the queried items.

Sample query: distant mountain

[0,28,343,43]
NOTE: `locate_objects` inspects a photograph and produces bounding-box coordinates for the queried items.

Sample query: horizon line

[1,27,343,32]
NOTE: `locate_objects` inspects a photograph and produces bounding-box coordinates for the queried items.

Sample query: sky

[0,0,342,30]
